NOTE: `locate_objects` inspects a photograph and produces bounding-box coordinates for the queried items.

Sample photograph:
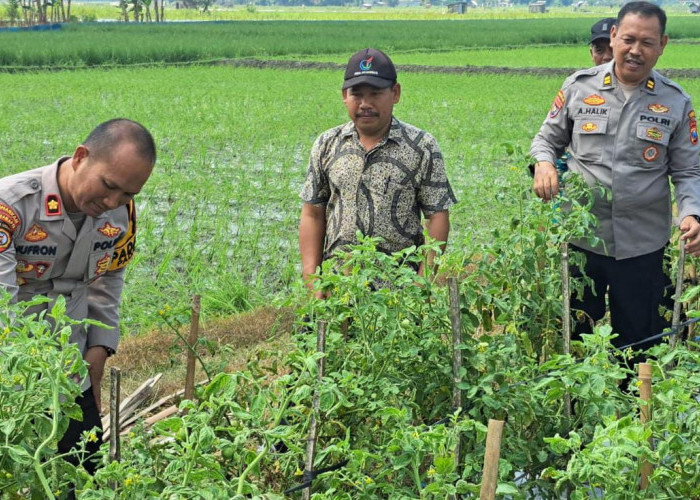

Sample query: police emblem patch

[95,254,111,275]
[582,122,598,132]
[583,94,605,106]
[97,222,122,238]
[0,203,20,233]
[549,90,565,119]
[45,194,62,216]
[0,228,11,253]
[15,260,33,273]
[646,127,663,141]
[34,262,50,278]
[643,145,659,162]
[24,224,48,242]
[690,110,698,146]
[648,104,669,114]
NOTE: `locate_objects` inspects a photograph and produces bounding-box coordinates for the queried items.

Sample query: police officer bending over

[0,118,156,472]
[531,2,700,349]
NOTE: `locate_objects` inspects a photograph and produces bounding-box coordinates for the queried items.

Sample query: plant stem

[33,380,59,500]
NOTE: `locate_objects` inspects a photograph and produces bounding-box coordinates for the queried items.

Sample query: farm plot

[1,64,699,330]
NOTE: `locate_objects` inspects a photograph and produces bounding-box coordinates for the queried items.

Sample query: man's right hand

[533,162,559,201]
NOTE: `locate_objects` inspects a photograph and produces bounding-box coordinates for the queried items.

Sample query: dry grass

[101,306,296,412]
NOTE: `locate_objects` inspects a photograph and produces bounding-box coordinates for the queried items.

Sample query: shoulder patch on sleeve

[107,200,136,271]
[0,225,12,253]
[0,203,21,233]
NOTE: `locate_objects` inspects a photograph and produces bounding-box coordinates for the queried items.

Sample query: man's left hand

[680,215,700,256]
[84,346,109,414]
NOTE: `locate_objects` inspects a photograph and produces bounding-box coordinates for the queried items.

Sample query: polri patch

[15,260,33,273]
[690,110,698,146]
[549,90,565,119]
[34,262,50,278]
[0,203,20,233]
[45,194,62,216]
[583,94,605,106]
[97,222,121,238]
[95,254,111,276]
[648,104,669,114]
[646,127,663,141]
[24,224,48,242]
[0,228,11,253]
[643,145,659,162]
[582,122,598,132]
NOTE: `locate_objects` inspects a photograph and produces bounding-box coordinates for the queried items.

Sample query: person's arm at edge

[299,202,326,299]
[418,209,449,277]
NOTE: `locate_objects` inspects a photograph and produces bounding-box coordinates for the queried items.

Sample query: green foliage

[3,17,700,68]
[0,292,92,498]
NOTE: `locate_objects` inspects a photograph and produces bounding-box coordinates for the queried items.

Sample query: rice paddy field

[1,12,700,333]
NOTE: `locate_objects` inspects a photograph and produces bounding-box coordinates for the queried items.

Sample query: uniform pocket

[87,251,114,281]
[636,123,670,166]
[572,117,609,162]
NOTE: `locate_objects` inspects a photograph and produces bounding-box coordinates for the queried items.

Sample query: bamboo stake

[670,244,686,349]
[302,320,327,500]
[448,277,463,476]
[639,363,653,490]
[184,295,201,402]
[109,367,121,463]
[479,419,505,500]
[561,242,572,420]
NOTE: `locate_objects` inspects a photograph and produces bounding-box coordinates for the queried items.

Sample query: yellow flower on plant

[364,476,373,484]
[87,432,98,443]
[427,467,436,477]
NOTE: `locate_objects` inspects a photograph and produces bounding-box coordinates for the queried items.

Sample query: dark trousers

[57,388,103,475]
[570,245,671,350]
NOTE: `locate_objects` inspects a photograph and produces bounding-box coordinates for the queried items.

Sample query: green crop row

[286,42,700,70]
[2,16,700,68]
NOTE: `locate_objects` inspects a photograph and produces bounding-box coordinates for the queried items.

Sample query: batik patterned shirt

[301,117,457,258]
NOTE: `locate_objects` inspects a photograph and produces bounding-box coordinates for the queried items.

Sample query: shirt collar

[341,116,402,145]
[600,62,657,95]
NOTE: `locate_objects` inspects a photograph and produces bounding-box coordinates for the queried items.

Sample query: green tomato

[221,445,236,461]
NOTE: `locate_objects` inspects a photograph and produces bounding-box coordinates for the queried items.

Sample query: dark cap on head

[590,17,616,43]
[342,48,397,90]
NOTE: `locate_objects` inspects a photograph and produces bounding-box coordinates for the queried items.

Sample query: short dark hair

[617,1,666,36]
[83,118,156,166]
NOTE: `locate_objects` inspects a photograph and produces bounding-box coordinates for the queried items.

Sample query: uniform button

[29,180,40,189]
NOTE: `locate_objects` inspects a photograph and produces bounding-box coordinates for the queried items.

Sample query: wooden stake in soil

[302,320,327,500]
[561,242,572,419]
[184,294,201,402]
[639,363,653,490]
[479,419,505,500]
[448,277,463,474]
[670,244,686,349]
[109,367,121,463]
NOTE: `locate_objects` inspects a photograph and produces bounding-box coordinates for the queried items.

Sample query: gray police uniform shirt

[531,62,700,260]
[300,117,457,259]
[0,158,137,390]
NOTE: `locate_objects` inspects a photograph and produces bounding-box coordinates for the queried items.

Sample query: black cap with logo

[590,17,616,43]
[342,48,397,90]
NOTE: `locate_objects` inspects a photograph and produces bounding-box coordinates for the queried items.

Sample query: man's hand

[680,215,700,256]
[84,346,109,414]
[533,162,559,201]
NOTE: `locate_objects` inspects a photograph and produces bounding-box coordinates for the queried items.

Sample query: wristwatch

[692,215,700,224]
[97,345,115,357]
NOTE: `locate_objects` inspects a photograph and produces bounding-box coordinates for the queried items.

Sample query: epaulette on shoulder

[655,71,689,98]
[0,171,41,204]
[562,67,600,88]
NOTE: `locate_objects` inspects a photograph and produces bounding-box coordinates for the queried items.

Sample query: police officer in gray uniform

[0,119,156,472]
[531,1,700,349]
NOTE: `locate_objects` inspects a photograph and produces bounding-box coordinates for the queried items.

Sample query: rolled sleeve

[417,135,457,216]
[300,135,330,206]
[669,102,700,221]
[530,84,573,165]
[86,268,125,353]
